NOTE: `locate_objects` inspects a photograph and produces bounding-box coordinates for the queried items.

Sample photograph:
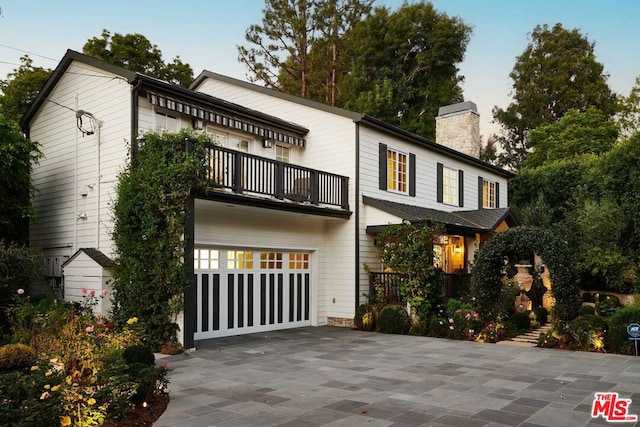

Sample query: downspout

[354,122,360,313]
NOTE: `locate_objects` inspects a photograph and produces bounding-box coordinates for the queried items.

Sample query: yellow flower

[61,416,72,426]
[126,317,139,325]
[45,370,53,377]
[40,391,51,400]
[44,384,50,389]
[30,366,39,371]
[51,385,61,392]
[87,398,96,406]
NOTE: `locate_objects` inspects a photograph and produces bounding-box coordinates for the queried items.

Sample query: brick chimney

[435,101,480,158]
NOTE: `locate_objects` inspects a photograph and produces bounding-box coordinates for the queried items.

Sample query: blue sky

[1,0,639,137]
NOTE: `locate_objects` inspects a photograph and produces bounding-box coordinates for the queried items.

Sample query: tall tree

[617,75,640,139]
[83,29,193,86]
[238,0,317,97]
[523,108,618,168]
[493,23,617,170]
[338,3,471,139]
[0,56,52,123]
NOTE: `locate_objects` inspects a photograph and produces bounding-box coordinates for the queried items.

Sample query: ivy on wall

[111,129,209,348]
[471,226,581,324]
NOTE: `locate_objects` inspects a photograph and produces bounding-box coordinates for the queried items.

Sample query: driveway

[155,326,640,427]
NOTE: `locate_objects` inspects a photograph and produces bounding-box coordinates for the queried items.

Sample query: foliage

[0,114,43,244]
[523,108,618,169]
[426,316,449,338]
[375,222,444,320]
[595,293,620,317]
[578,305,596,316]
[616,75,640,138]
[377,305,410,334]
[122,344,155,367]
[339,2,471,139]
[510,311,533,332]
[567,314,608,351]
[448,308,482,340]
[445,298,474,317]
[112,129,209,349]
[582,292,594,303]
[532,306,549,325]
[471,226,580,324]
[607,305,640,354]
[83,29,193,86]
[1,291,169,425]
[0,343,36,370]
[354,303,376,331]
[493,23,617,170]
[0,55,52,123]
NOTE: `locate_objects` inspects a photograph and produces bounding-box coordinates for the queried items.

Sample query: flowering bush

[449,309,483,340]
[1,288,169,426]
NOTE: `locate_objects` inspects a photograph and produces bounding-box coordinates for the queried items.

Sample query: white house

[22,50,514,348]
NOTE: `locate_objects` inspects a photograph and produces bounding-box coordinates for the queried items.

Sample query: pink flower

[81,287,88,294]
[89,290,95,297]
[102,289,109,297]
[162,362,168,368]
[17,288,25,295]
[85,326,94,333]
[449,326,454,330]
[97,320,104,326]
[448,318,454,324]
[465,313,471,320]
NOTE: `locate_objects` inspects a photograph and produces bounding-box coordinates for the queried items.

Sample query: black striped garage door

[193,248,311,339]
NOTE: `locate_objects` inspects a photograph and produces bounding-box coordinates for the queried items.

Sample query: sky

[1,0,639,138]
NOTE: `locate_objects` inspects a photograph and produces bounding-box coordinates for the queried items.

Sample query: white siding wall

[194,200,354,324]
[63,252,113,315]
[30,62,132,259]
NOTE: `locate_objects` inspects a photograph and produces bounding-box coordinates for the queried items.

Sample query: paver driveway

[155,326,640,427]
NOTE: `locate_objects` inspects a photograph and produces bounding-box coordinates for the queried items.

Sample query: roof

[363,195,517,235]
[20,50,308,139]
[61,248,116,268]
[438,101,478,117]
[191,71,514,178]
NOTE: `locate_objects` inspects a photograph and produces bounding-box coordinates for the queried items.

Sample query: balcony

[193,143,350,216]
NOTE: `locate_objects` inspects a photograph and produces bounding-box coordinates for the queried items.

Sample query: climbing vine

[111,129,209,348]
[471,226,581,324]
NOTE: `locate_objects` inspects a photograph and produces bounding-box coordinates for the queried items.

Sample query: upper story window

[387,147,408,193]
[206,126,251,152]
[155,111,178,132]
[437,163,464,207]
[275,145,290,163]
[442,166,458,205]
[483,179,496,208]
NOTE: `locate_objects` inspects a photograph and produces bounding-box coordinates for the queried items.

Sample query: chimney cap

[437,101,478,117]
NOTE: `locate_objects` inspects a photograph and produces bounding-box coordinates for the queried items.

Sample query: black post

[275,162,284,199]
[310,171,319,205]
[233,152,243,193]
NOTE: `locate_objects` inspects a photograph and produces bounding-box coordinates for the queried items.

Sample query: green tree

[617,75,640,139]
[494,23,617,170]
[0,114,42,244]
[339,2,471,139]
[0,56,52,123]
[83,29,193,86]
[524,108,618,168]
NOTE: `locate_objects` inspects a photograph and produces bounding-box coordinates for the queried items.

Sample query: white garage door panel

[194,248,311,340]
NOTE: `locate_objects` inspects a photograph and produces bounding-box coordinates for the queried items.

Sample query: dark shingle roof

[363,196,516,233]
[62,248,116,268]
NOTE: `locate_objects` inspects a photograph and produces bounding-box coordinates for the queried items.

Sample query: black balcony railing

[199,144,349,210]
[368,271,471,303]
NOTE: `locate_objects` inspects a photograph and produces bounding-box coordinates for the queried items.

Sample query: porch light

[454,244,461,253]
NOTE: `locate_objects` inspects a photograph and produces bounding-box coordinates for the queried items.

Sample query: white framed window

[483,179,496,208]
[260,252,283,269]
[288,253,309,270]
[275,145,290,163]
[227,250,254,269]
[155,111,178,132]
[442,166,458,205]
[205,126,251,152]
[194,248,220,270]
[387,147,408,193]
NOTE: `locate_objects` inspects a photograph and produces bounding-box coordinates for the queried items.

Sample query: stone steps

[496,323,552,347]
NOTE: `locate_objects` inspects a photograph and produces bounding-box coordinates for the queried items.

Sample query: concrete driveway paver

[155,327,640,427]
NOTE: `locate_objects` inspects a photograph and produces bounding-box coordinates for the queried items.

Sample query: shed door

[194,248,311,340]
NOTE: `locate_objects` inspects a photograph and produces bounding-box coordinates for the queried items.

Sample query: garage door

[193,248,312,339]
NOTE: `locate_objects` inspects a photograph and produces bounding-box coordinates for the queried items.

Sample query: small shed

[62,248,116,316]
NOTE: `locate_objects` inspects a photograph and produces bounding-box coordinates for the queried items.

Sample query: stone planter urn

[540,264,555,310]
[514,264,533,292]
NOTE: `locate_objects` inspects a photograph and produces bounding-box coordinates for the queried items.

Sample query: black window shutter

[409,153,416,196]
[478,176,484,209]
[495,182,500,208]
[458,170,464,207]
[436,163,443,203]
[379,143,387,190]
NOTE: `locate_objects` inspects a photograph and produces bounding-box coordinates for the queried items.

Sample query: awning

[146,91,306,147]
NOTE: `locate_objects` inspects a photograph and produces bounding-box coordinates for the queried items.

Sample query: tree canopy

[83,29,193,86]
[0,56,52,123]
[493,23,617,170]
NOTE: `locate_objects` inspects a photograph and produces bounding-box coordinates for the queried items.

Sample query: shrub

[449,308,482,340]
[578,305,596,316]
[581,292,594,303]
[377,305,410,334]
[567,314,608,351]
[445,298,473,317]
[532,306,549,324]
[0,343,36,370]
[607,305,640,354]
[595,293,620,317]
[426,316,449,338]
[510,311,533,331]
[123,344,155,366]
[354,304,376,331]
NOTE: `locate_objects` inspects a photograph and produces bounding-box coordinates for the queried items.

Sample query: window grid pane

[386,148,408,194]
[288,253,309,269]
[483,180,496,208]
[194,248,219,269]
[443,167,458,205]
